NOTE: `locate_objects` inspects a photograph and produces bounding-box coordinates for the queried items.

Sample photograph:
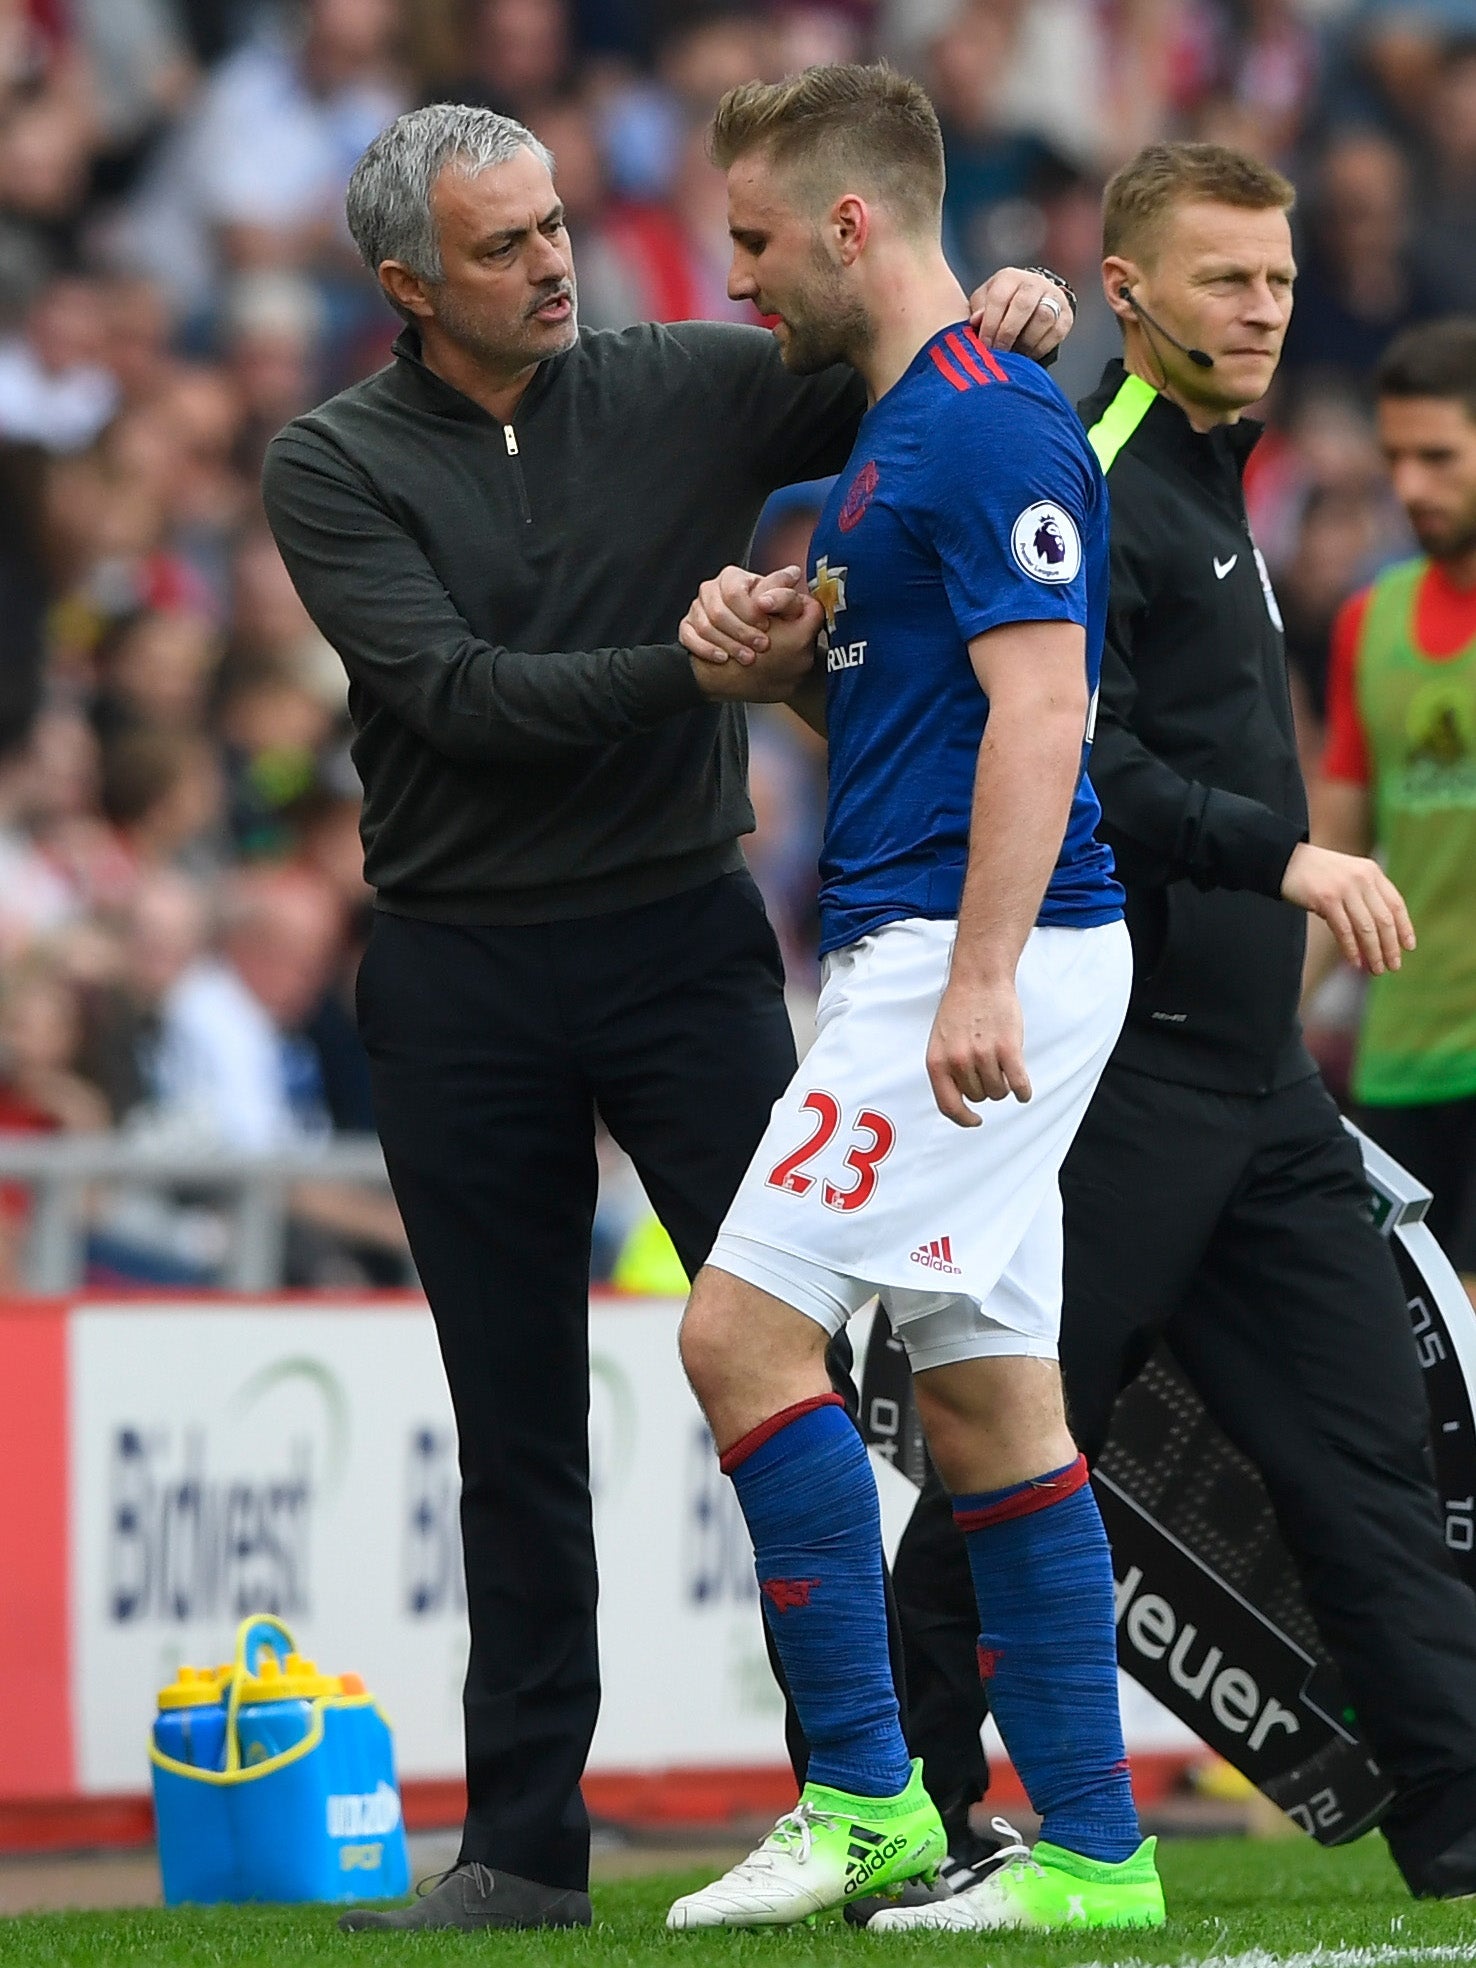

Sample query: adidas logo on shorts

[910,1237,961,1275]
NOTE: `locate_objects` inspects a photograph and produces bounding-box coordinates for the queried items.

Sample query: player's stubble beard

[773,239,874,376]
[429,272,580,373]
[1411,493,1476,564]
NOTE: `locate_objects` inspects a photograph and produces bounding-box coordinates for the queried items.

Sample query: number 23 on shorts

[765,1091,896,1213]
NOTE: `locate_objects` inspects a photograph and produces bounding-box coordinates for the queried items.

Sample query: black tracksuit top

[1080,360,1313,1095]
[261,320,865,923]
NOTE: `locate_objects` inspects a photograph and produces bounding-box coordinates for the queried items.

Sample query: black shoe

[844,1814,1027,1927]
[338,1862,592,1931]
[1402,1825,1476,1901]
[940,1811,1028,1891]
[844,1873,954,1927]
[1383,1771,1476,1898]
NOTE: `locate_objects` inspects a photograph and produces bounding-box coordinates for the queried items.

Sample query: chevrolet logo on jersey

[812,556,847,635]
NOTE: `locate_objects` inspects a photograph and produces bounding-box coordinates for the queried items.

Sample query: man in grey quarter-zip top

[260,99,1075,1934]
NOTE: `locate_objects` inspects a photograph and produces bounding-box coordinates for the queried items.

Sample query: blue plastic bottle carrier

[149,1614,411,1905]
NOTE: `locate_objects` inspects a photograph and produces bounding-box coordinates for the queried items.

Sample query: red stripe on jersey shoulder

[929,343,972,391]
[945,330,994,387]
[964,328,1009,382]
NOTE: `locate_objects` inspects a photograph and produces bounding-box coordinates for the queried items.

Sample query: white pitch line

[1062,1947,1476,1968]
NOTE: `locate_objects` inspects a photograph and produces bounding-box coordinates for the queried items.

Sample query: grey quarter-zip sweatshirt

[261,319,866,923]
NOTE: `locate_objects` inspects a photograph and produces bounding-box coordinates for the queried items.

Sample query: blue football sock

[723,1393,912,1799]
[954,1454,1141,1862]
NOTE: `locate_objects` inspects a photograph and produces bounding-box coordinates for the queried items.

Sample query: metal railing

[0,1134,392,1292]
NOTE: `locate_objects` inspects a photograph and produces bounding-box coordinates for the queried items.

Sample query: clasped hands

[684,564,817,700]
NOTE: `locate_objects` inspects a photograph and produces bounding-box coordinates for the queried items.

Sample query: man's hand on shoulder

[1280,842,1416,976]
[682,565,821,702]
[967,268,1074,363]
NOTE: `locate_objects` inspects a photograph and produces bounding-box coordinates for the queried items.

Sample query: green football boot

[666,1757,945,1928]
[864,1833,1166,1933]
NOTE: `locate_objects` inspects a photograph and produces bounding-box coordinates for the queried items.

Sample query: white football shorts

[708,916,1131,1371]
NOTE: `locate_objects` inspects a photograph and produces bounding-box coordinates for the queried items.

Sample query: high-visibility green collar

[1086,370,1158,474]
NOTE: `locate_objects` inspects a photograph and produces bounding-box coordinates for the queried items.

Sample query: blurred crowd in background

[0,0,1467,1285]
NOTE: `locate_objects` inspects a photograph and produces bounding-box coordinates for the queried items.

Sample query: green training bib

[1354,556,1476,1105]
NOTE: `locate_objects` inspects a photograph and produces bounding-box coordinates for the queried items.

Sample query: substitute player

[1308,318,1476,1301]
[665,65,1163,1934]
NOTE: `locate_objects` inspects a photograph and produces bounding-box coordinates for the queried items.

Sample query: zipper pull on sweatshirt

[503,423,531,523]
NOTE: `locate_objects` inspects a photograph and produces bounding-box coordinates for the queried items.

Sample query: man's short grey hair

[346,103,554,300]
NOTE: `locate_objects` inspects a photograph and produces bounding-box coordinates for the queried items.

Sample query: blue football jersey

[808,322,1123,957]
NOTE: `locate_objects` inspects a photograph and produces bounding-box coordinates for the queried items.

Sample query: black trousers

[897,1064,1476,1892]
[1354,1096,1476,1276]
[357,873,901,1891]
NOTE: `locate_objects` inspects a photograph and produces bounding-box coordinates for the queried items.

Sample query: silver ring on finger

[1037,296,1062,322]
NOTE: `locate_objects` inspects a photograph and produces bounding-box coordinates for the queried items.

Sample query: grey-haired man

[262,101,1074,1933]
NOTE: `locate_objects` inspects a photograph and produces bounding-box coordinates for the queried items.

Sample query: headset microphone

[1118,285,1214,369]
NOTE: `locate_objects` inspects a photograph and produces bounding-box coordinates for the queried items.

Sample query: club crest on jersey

[1012,501,1081,585]
[811,555,848,634]
[838,460,879,533]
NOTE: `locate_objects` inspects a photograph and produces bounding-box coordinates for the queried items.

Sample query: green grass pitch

[5,1838,1476,1968]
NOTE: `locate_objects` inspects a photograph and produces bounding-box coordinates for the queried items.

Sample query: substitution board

[856,1122,1476,1845]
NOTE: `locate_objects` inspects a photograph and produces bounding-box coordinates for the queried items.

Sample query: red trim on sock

[719,1393,845,1475]
[952,1453,1090,1533]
